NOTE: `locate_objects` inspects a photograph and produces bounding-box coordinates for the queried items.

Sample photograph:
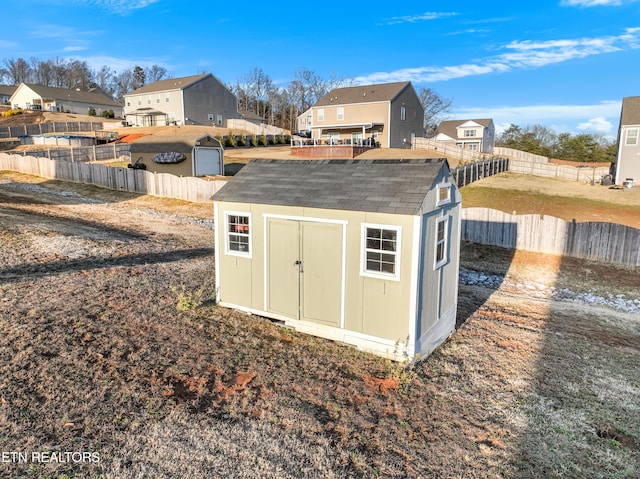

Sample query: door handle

[294,260,303,272]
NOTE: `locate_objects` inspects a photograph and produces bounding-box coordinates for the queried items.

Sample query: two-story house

[9,83,123,117]
[613,96,640,185]
[124,73,240,127]
[435,119,495,153]
[304,81,424,149]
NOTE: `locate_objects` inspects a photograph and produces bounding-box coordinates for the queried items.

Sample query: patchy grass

[0,172,639,478]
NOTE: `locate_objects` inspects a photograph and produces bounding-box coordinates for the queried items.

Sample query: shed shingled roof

[621,96,640,125]
[212,158,449,215]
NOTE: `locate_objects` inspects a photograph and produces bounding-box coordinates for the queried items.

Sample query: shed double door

[267,218,342,327]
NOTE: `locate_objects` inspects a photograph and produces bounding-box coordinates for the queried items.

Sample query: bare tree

[3,58,32,85]
[31,57,56,86]
[417,87,452,136]
[144,65,168,84]
[65,60,93,90]
[93,65,116,97]
[114,70,136,101]
[133,66,146,90]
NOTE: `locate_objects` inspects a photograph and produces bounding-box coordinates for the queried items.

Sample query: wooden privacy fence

[509,159,610,182]
[0,153,226,203]
[450,157,509,187]
[462,207,640,267]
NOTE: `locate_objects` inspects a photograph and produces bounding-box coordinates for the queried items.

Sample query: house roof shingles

[128,74,209,95]
[212,158,448,215]
[314,82,411,107]
[436,119,493,139]
[621,96,640,125]
[21,83,121,107]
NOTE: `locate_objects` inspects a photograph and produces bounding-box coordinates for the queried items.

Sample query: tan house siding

[307,82,424,149]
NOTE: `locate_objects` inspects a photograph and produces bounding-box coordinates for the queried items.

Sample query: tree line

[0,57,452,133]
[1,56,616,159]
[497,124,617,163]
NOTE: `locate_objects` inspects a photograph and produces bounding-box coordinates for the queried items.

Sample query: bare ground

[0,173,638,478]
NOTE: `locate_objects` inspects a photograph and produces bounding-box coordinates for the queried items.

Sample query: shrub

[250,135,258,147]
[225,132,236,148]
[237,134,246,147]
[258,134,268,146]
[88,107,96,116]
[1,109,22,117]
[277,134,286,144]
[102,109,115,119]
[171,285,204,312]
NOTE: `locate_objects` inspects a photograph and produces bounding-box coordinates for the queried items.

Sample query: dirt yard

[0,172,638,478]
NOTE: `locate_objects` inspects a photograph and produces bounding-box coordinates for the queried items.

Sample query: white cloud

[378,11,458,26]
[576,116,614,133]
[69,0,159,15]
[561,0,626,6]
[451,101,621,136]
[354,28,640,84]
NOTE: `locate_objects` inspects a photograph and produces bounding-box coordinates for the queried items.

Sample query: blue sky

[3,0,640,139]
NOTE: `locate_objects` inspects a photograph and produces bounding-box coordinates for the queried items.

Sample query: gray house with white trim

[212,158,461,361]
[614,96,640,185]
[124,74,240,127]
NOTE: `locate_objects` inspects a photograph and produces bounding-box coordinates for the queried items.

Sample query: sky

[3,0,640,139]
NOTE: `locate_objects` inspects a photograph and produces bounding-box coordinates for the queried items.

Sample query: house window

[208,113,214,121]
[435,216,450,268]
[317,109,324,121]
[225,213,251,257]
[217,115,223,126]
[361,224,401,280]
[464,129,476,137]
[337,107,344,120]
[165,94,170,102]
[467,143,479,151]
[156,94,160,103]
[137,97,141,105]
[625,128,639,146]
[400,106,406,121]
[436,183,451,206]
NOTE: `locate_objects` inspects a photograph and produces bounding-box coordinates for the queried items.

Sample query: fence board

[0,153,225,204]
[462,207,640,267]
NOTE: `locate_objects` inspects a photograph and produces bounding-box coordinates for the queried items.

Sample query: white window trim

[436,182,452,207]
[360,223,401,281]
[337,107,344,121]
[317,108,325,121]
[225,211,252,258]
[625,128,639,146]
[434,216,450,269]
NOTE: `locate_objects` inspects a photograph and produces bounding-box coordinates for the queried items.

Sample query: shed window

[625,128,638,146]
[435,216,450,268]
[361,224,401,280]
[226,213,251,257]
[437,183,451,206]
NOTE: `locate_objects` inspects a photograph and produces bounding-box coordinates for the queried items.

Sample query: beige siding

[216,203,417,344]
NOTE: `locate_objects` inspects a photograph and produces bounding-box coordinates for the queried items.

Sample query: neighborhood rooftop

[620,96,640,125]
[314,81,412,107]
[212,158,448,215]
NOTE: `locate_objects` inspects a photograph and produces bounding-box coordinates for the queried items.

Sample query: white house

[435,119,495,153]
[9,83,123,117]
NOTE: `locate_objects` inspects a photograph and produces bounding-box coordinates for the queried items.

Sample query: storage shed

[212,158,462,360]
[129,133,224,176]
